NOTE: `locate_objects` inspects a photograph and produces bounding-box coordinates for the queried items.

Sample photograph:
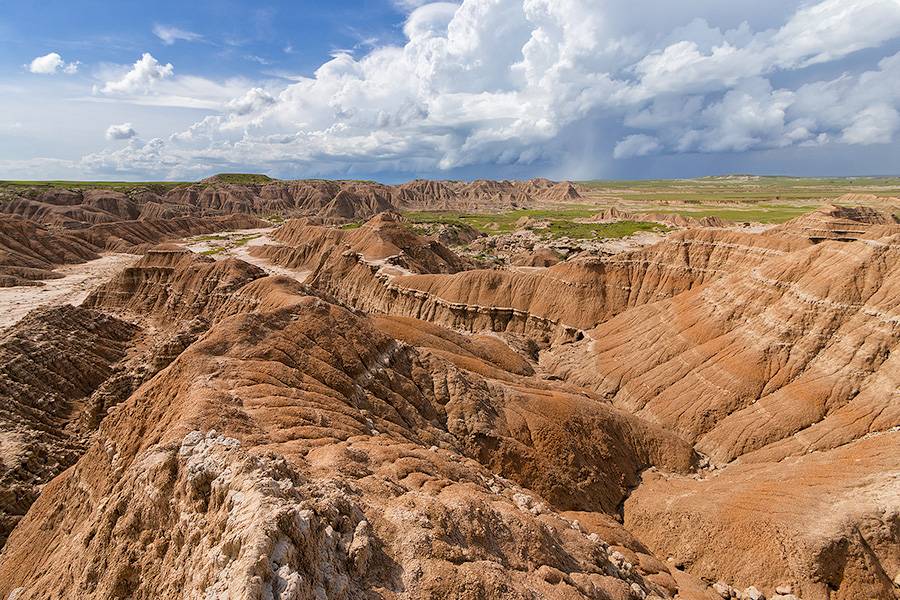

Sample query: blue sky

[3,0,900,182]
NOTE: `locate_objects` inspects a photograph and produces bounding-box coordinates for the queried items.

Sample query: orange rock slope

[2,201,900,600]
[0,252,696,600]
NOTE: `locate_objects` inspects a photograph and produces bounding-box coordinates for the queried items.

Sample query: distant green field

[578,175,900,204]
[0,180,191,196]
[405,208,675,239]
[406,206,605,235]
[211,173,274,184]
[541,220,669,240]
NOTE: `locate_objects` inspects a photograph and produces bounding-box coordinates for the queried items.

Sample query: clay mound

[546,235,900,464]
[835,192,900,204]
[79,190,143,220]
[0,218,101,286]
[0,305,138,547]
[73,214,268,252]
[587,207,734,229]
[769,203,900,241]
[697,215,732,227]
[429,221,485,246]
[2,198,119,228]
[511,246,562,267]
[264,212,476,275]
[395,180,464,212]
[363,228,808,336]
[541,182,582,202]
[625,433,900,600]
[135,200,198,220]
[2,189,144,228]
[318,189,394,220]
[0,281,695,599]
[370,313,535,379]
[83,246,267,326]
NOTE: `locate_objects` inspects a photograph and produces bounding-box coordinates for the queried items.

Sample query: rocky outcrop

[0,305,138,547]
[0,214,267,286]
[767,203,900,241]
[83,246,267,326]
[258,212,479,275]
[544,235,900,463]
[0,218,100,286]
[540,230,900,599]
[253,220,809,342]
[71,214,269,252]
[585,206,735,228]
[0,270,695,600]
[625,433,900,600]
[3,177,586,230]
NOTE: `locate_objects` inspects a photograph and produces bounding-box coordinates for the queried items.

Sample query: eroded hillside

[1,176,900,600]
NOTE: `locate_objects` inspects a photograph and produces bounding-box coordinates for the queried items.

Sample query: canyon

[0,176,899,600]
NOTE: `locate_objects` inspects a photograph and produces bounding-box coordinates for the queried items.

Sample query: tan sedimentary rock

[625,433,900,600]
[584,206,735,228]
[0,305,138,547]
[3,198,900,599]
[254,217,808,343]
[766,203,900,241]
[0,218,100,286]
[83,245,267,326]
[0,214,267,286]
[0,272,692,599]
[544,235,900,463]
[4,178,585,230]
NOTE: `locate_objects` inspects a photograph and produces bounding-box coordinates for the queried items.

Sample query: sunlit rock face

[1,198,900,600]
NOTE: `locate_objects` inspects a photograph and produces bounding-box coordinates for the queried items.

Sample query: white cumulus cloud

[97,53,174,95]
[28,52,79,75]
[224,88,277,115]
[77,0,900,179]
[105,123,137,140]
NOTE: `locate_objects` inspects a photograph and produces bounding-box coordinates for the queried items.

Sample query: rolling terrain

[1,175,899,600]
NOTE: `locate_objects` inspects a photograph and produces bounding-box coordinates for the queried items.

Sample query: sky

[3,0,900,183]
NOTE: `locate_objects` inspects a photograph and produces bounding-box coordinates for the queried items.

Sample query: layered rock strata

[0,305,138,547]
[0,268,696,600]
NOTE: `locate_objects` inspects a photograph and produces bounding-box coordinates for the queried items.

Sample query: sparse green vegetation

[405,206,606,236]
[232,234,261,246]
[211,173,275,184]
[0,180,191,200]
[543,220,669,240]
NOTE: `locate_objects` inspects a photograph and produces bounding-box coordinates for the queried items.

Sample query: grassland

[402,175,900,240]
[578,175,900,204]
[405,206,604,235]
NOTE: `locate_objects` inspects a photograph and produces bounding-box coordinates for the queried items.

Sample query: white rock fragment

[630,581,647,599]
[348,520,372,574]
[608,549,634,578]
[743,586,766,600]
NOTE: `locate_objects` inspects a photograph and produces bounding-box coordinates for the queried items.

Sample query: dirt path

[0,253,140,330]
[177,228,313,282]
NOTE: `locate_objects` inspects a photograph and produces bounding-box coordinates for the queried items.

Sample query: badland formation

[1,174,899,600]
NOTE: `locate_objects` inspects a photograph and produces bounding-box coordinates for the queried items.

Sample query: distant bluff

[1,175,589,229]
